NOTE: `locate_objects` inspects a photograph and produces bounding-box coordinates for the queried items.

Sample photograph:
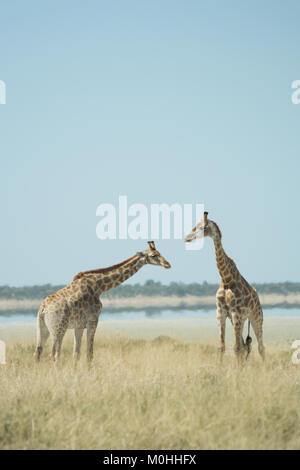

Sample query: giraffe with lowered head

[34,241,171,363]
[185,212,265,363]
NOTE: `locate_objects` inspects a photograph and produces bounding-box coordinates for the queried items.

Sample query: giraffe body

[185,212,265,363]
[35,242,170,363]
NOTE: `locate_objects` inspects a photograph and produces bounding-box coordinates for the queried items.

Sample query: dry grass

[1,323,300,450]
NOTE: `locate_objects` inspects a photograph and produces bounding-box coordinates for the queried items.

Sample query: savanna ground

[0,317,300,450]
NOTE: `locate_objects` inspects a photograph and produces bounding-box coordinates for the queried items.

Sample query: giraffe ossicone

[34,241,171,363]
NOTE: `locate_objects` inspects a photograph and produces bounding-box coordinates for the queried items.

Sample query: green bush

[0,281,299,300]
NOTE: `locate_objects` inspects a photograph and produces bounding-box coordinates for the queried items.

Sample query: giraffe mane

[212,221,222,239]
[73,254,139,280]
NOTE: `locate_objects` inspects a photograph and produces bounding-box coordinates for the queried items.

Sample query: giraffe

[34,241,171,363]
[185,212,265,363]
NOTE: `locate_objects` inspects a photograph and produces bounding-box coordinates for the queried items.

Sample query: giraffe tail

[245,319,252,360]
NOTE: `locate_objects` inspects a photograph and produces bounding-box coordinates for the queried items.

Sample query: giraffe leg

[51,322,68,363]
[249,311,265,361]
[231,311,244,366]
[34,313,50,361]
[216,300,227,361]
[86,320,98,364]
[51,333,66,362]
[73,328,84,363]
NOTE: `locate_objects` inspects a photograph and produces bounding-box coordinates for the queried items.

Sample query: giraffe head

[141,241,171,269]
[184,212,222,243]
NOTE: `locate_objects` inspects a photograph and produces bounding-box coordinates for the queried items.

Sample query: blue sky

[1,0,300,286]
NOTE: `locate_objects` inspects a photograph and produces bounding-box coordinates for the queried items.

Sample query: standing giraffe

[185,212,265,363]
[34,241,171,363]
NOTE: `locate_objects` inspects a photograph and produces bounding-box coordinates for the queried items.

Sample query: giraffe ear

[147,241,156,250]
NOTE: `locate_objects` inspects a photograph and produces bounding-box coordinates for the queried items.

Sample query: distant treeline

[0,281,300,300]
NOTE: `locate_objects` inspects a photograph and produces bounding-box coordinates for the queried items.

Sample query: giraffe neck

[213,236,238,286]
[79,253,146,296]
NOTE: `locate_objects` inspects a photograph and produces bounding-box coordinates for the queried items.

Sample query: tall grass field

[0,317,300,450]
